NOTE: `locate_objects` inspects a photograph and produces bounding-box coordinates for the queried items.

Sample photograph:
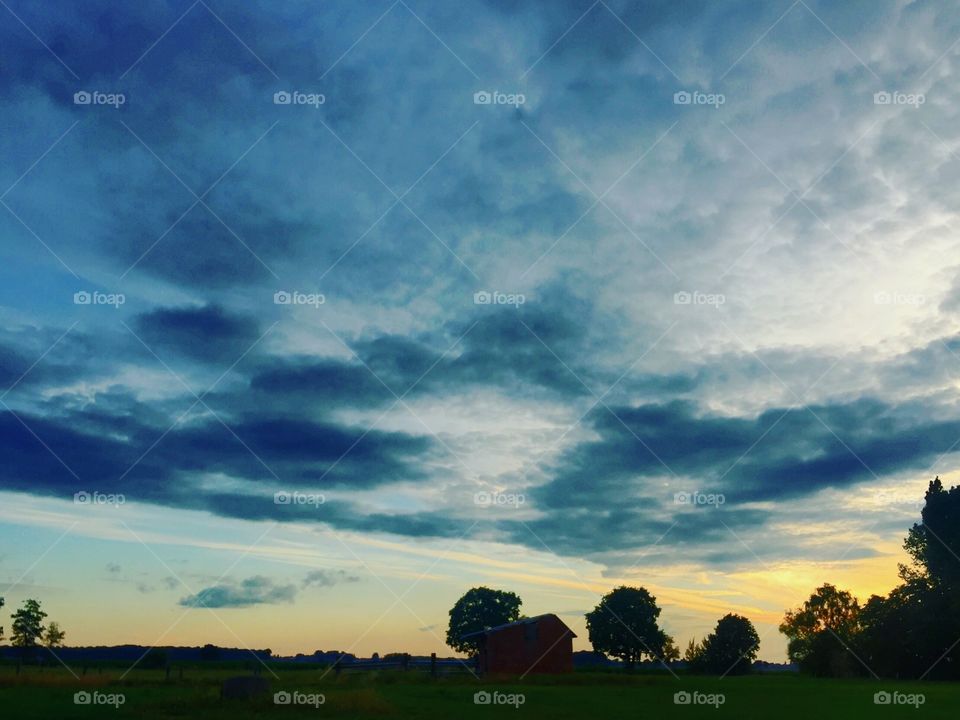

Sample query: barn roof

[461,613,577,640]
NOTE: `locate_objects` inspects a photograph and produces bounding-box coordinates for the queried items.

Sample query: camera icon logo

[873,91,892,105]
[873,691,891,705]
[74,691,92,705]
[274,491,291,505]
[274,91,292,105]
[274,691,292,705]
[73,91,92,105]
[474,691,491,705]
[74,291,92,305]
[473,91,492,105]
[673,691,691,705]
[673,291,692,305]
[274,291,292,305]
[673,91,691,105]
[74,491,91,504]
[473,290,491,305]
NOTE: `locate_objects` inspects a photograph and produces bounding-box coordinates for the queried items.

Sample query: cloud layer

[3,0,960,579]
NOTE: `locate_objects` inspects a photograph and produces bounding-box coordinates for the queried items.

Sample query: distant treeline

[0,645,271,666]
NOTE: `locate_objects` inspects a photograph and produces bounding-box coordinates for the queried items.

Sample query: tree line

[445,586,760,675]
[0,597,66,657]
[779,476,960,679]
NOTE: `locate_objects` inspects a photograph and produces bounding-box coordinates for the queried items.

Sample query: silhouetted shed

[463,614,576,674]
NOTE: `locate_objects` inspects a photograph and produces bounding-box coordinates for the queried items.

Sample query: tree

[661,634,680,662]
[585,586,668,668]
[779,584,860,676]
[856,478,960,680]
[693,614,760,675]
[684,637,704,664]
[43,621,65,648]
[446,587,522,655]
[902,477,960,590]
[11,598,47,650]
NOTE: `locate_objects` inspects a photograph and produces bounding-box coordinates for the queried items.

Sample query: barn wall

[479,616,574,674]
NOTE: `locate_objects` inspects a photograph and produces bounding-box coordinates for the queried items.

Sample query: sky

[1,0,959,662]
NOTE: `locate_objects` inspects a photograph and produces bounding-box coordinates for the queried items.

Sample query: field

[1,666,957,719]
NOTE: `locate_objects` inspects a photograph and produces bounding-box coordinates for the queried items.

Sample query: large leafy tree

[446,587,522,655]
[585,586,668,667]
[11,598,47,651]
[692,614,760,675]
[779,584,860,676]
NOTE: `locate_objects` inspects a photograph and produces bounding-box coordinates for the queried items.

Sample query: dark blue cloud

[179,575,296,608]
[134,304,260,362]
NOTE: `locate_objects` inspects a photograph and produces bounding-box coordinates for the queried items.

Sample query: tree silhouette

[857,477,960,679]
[585,586,667,668]
[445,586,522,655]
[779,584,860,676]
[0,596,4,641]
[902,477,960,588]
[684,637,704,663]
[661,634,680,662]
[692,614,760,675]
[11,598,47,661]
[43,621,65,648]
[783,478,960,679]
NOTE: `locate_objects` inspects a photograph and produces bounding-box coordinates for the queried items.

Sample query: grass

[1,665,957,718]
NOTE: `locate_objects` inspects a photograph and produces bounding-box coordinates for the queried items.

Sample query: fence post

[430,653,437,678]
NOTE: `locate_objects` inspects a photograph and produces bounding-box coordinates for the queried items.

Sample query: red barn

[463,614,576,675]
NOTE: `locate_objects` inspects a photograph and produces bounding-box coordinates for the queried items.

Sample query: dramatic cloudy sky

[2,0,960,661]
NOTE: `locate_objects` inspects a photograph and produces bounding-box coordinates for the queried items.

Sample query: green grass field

[1,666,956,719]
